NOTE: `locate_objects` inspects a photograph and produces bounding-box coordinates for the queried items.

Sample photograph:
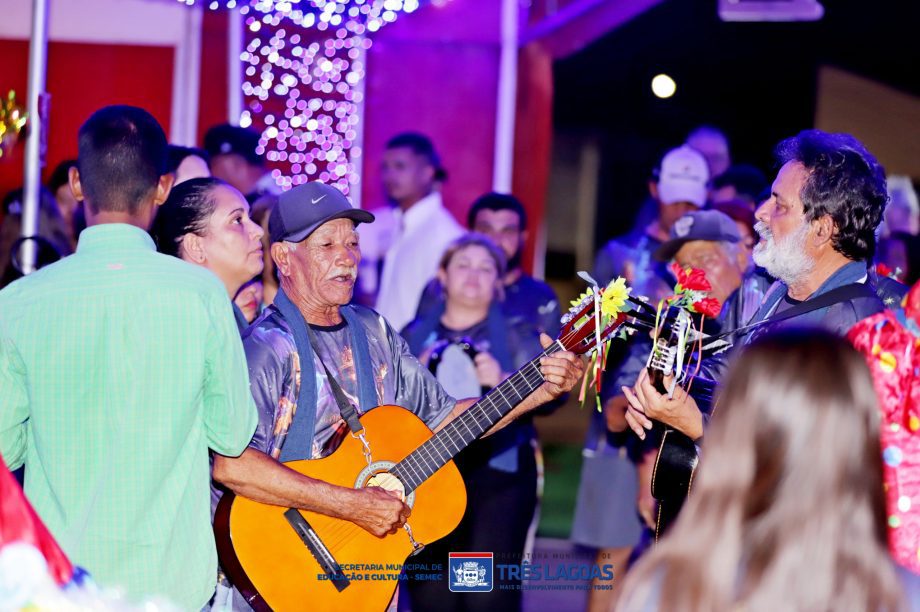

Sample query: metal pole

[492,0,518,193]
[169,5,203,145]
[20,0,50,275]
[227,8,243,124]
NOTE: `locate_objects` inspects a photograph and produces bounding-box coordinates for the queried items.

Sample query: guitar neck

[391,343,560,494]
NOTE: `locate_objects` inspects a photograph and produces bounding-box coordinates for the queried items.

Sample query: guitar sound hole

[354,460,416,508]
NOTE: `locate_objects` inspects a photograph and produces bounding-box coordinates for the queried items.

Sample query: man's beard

[752,220,815,286]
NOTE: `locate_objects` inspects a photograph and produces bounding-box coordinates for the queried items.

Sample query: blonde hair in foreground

[616,328,906,612]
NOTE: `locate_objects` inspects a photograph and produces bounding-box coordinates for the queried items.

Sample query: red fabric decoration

[847,281,920,574]
[0,455,73,585]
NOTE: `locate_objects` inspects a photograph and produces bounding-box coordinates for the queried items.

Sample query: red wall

[0,40,175,202]
[198,10,230,146]
[512,42,553,273]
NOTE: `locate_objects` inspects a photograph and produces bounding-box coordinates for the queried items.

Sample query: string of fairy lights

[176,0,438,195]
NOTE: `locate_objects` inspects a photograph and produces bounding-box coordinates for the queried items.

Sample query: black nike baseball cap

[269,182,374,244]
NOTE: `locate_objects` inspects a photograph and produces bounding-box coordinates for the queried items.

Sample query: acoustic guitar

[214,293,630,611]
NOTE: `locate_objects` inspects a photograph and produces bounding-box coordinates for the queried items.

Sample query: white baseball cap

[657,145,709,207]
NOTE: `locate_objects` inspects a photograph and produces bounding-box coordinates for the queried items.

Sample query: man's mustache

[328,268,357,280]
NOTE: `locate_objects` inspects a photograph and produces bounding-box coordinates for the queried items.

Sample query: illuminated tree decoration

[176,0,434,195]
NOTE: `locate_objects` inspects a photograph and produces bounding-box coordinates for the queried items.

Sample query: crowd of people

[0,106,583,610]
[0,102,919,612]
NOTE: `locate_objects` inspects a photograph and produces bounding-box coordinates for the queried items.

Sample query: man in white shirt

[369,133,463,331]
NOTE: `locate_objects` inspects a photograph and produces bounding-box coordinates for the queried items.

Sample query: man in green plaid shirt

[0,106,257,609]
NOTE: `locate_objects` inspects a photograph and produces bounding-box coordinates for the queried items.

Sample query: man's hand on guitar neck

[534,333,587,401]
[621,370,704,442]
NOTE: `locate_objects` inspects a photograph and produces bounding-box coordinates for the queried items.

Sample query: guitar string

[395,351,550,484]
[319,367,553,550]
[385,353,549,491]
[319,364,552,550]
[393,357,550,492]
[393,306,634,489]
[319,369,554,552]
[313,307,620,549]
[323,307,695,549]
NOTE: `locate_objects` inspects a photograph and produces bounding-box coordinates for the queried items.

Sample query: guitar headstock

[646,305,701,395]
[557,279,636,356]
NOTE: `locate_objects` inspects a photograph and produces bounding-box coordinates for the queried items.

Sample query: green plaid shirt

[0,224,257,608]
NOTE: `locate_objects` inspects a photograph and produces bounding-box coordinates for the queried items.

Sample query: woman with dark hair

[617,329,916,611]
[401,233,546,612]
[150,177,264,330]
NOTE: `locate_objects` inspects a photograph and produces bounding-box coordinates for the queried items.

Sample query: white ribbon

[577,271,604,360]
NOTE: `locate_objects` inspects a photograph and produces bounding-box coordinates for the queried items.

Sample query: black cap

[653,209,741,262]
[269,182,374,244]
[203,124,262,165]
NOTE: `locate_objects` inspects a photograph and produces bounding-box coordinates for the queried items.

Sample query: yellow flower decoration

[601,277,630,318]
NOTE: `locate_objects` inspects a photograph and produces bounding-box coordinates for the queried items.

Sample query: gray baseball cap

[269,182,374,243]
[653,209,741,261]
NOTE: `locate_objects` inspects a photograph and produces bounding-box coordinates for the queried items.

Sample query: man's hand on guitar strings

[537,333,586,399]
[345,486,412,538]
[621,370,705,441]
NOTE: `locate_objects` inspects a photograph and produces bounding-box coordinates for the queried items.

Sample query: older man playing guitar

[211,182,585,611]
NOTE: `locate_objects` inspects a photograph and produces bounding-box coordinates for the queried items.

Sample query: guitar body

[646,343,701,539]
[651,428,699,538]
[215,405,467,611]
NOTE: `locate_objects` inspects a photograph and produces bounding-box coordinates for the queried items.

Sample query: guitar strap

[305,325,364,435]
[272,289,376,461]
[711,281,878,347]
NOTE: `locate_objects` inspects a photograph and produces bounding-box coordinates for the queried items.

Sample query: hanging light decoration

[176,0,429,194]
[0,90,27,161]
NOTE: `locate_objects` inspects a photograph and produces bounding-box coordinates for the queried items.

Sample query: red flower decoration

[877,263,893,277]
[692,297,722,318]
[670,262,712,292]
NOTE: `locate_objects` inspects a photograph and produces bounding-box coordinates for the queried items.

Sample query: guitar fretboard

[390,343,561,494]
